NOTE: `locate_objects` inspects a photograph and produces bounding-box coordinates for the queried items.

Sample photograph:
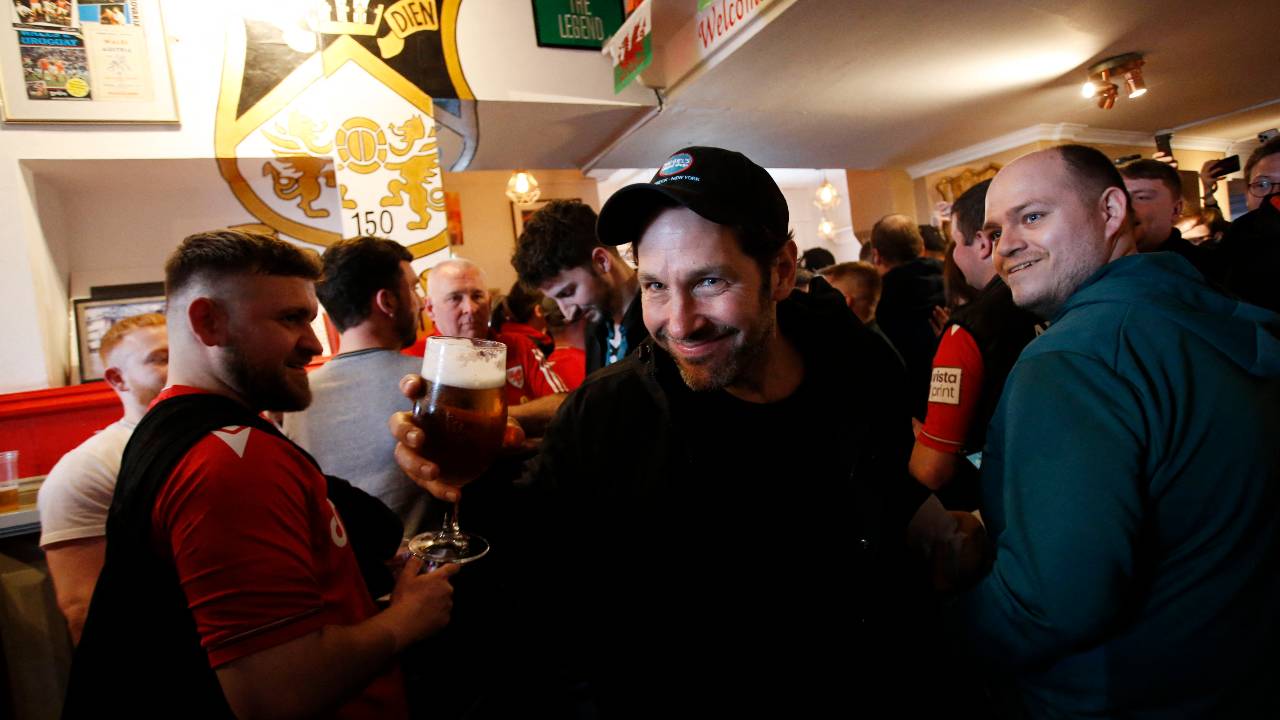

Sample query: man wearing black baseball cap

[391,147,963,714]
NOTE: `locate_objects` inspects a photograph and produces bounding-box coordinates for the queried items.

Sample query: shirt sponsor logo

[929,366,962,405]
[658,152,693,176]
[326,499,349,548]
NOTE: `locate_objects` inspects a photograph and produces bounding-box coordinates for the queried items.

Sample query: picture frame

[511,199,550,239]
[511,197,579,239]
[73,294,165,383]
[0,0,179,123]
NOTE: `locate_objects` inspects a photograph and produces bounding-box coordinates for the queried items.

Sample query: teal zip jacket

[959,252,1280,719]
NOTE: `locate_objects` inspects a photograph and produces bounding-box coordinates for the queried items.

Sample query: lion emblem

[380,115,445,230]
[261,111,338,218]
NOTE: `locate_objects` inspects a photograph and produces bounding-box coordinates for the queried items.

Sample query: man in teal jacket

[958,144,1280,718]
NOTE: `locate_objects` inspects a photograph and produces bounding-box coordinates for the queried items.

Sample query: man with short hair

[283,236,427,529]
[512,199,646,375]
[1217,135,1280,313]
[959,145,1280,717]
[38,312,167,644]
[66,230,457,719]
[423,258,567,434]
[909,180,1040,502]
[1120,159,1222,284]
[820,260,882,325]
[870,213,945,417]
[393,147,942,714]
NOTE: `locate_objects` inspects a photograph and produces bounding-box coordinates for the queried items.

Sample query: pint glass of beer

[408,336,507,563]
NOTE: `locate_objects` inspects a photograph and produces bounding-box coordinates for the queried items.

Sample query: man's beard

[656,296,775,393]
[393,304,420,350]
[223,341,312,412]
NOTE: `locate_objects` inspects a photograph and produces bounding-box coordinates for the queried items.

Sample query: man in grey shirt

[283,236,427,531]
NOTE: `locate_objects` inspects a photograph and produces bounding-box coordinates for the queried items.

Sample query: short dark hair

[315,236,412,332]
[1055,144,1130,208]
[799,247,836,271]
[918,225,947,253]
[870,214,923,264]
[1245,135,1280,183]
[951,179,991,246]
[512,200,602,287]
[165,229,321,298]
[1120,159,1182,199]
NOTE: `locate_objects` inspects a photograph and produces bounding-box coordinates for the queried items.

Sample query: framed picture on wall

[0,0,179,123]
[511,198,579,240]
[73,294,166,383]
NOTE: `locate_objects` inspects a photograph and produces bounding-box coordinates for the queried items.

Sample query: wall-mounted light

[814,179,840,210]
[1082,53,1146,109]
[505,169,541,204]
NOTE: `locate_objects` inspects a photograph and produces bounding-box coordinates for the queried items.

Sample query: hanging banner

[531,0,625,50]
[215,0,475,272]
[695,0,774,58]
[602,0,650,94]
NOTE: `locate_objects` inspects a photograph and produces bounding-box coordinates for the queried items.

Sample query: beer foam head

[422,337,507,389]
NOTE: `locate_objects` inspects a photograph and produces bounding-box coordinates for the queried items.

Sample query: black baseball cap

[596,146,789,248]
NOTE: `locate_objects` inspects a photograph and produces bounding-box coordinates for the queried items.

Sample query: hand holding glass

[408,337,507,564]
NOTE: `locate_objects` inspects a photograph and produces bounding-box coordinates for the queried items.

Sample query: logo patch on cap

[658,153,693,177]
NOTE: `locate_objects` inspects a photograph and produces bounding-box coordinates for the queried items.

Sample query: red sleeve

[917,325,985,454]
[525,344,570,396]
[154,428,339,668]
[547,348,586,391]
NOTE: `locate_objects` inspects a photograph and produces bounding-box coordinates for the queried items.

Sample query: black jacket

[876,257,945,418]
[519,280,937,716]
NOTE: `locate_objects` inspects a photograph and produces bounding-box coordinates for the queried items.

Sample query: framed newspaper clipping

[0,0,179,123]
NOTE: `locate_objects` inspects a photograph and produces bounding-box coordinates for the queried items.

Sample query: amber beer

[413,337,508,487]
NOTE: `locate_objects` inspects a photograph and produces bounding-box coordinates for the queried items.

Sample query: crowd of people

[34,136,1280,718]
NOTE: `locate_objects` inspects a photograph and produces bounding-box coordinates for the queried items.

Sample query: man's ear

[373,287,397,317]
[1171,197,1185,222]
[771,240,799,301]
[975,231,995,261]
[1100,186,1130,241]
[188,297,227,347]
[591,246,613,275]
[103,366,126,394]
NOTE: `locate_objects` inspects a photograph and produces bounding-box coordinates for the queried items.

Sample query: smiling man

[959,145,1280,718]
[65,230,457,720]
[392,147,942,714]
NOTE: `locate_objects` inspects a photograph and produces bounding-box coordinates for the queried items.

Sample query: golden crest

[215,1,472,259]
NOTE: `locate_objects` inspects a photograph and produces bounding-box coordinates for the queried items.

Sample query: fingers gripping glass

[408,337,507,564]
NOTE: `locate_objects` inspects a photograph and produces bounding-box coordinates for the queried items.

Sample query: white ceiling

[553,0,1280,170]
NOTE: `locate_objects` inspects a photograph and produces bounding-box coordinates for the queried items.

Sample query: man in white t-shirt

[38,312,168,643]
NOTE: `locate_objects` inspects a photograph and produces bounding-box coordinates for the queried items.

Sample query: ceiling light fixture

[1082,53,1146,109]
[817,216,836,241]
[505,169,541,204]
[814,179,840,210]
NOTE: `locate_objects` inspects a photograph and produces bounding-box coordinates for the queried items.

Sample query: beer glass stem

[439,500,467,549]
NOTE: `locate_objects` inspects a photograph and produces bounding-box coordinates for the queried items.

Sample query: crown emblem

[312,0,385,37]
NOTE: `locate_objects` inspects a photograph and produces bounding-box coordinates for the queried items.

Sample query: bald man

[957,144,1280,718]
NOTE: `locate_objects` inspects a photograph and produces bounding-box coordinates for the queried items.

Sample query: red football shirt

[150,386,407,719]
[917,325,985,454]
